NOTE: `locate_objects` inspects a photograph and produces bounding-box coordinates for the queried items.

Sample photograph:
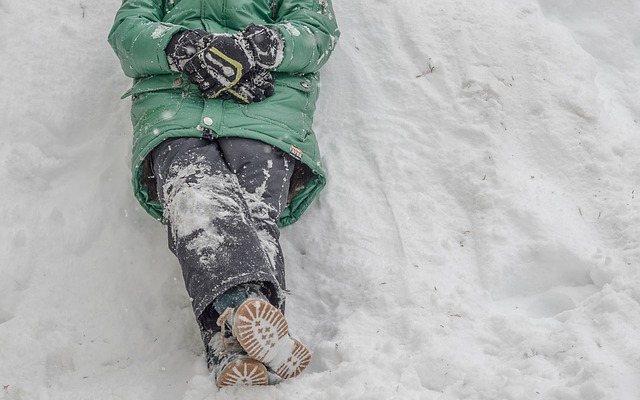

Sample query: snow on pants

[151,137,293,331]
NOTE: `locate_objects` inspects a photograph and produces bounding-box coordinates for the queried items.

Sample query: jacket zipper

[222,0,227,30]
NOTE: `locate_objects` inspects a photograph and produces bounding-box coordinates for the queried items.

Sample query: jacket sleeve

[268,0,340,74]
[107,0,186,78]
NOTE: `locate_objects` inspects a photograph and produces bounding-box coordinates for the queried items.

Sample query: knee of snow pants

[150,137,294,331]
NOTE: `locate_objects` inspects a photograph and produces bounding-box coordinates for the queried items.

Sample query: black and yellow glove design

[181,34,255,98]
[165,25,284,100]
[219,68,275,104]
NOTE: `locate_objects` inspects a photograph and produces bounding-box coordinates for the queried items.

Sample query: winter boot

[206,331,269,388]
[217,298,312,379]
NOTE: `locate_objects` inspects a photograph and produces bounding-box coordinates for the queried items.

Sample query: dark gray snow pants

[151,137,293,331]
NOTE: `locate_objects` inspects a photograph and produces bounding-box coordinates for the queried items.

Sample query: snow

[1,0,640,399]
[152,24,172,40]
[162,158,230,264]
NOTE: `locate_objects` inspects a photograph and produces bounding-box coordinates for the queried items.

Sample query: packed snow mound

[1,0,639,399]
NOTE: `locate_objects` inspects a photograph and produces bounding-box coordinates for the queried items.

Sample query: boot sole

[217,357,269,388]
[233,299,311,379]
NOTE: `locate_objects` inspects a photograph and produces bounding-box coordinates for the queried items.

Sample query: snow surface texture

[1,0,639,399]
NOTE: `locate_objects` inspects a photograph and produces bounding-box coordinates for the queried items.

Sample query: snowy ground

[1,0,640,399]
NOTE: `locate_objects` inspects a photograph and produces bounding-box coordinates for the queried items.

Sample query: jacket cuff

[267,24,312,73]
[129,22,186,76]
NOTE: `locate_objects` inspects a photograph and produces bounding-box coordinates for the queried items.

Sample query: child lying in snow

[108,0,339,387]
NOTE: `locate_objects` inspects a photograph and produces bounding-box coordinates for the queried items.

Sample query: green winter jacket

[108,0,339,226]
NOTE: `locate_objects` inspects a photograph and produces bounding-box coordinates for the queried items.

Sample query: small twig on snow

[416,58,436,77]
